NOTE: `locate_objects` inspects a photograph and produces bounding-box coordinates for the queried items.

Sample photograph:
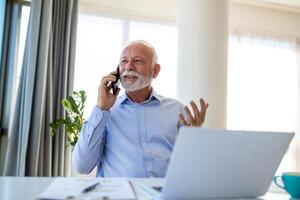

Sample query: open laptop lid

[161,128,294,199]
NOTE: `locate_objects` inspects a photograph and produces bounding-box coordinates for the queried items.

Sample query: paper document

[133,182,161,200]
[38,177,136,200]
[85,178,136,199]
[38,177,99,199]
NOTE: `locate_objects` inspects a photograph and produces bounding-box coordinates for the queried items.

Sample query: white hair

[122,40,158,67]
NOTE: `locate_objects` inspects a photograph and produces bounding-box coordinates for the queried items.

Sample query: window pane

[9,5,30,125]
[129,21,177,98]
[74,15,124,118]
[227,39,297,132]
[227,36,298,173]
[0,0,6,68]
[15,5,30,91]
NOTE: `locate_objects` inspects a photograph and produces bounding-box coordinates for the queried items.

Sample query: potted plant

[50,90,87,149]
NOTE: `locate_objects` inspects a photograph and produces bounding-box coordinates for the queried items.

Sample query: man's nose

[124,60,135,71]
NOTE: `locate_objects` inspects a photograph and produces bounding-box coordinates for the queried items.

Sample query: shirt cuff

[81,106,110,142]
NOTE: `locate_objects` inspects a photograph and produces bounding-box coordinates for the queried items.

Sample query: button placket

[137,104,154,177]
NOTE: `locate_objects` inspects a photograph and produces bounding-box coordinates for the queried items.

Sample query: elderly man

[73,40,208,177]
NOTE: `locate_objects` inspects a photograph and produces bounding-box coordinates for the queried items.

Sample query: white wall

[230,2,300,36]
[79,0,176,24]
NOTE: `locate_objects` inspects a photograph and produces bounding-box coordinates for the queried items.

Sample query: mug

[274,172,300,199]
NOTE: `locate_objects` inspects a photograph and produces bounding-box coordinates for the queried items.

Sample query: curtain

[228,28,300,172]
[4,0,78,176]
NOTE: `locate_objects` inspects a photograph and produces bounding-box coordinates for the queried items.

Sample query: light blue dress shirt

[72,89,185,177]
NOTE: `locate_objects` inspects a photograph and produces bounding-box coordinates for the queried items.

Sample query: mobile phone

[111,65,120,95]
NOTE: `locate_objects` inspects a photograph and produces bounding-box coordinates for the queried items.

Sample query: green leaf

[67,96,80,114]
[49,90,87,150]
[62,99,72,111]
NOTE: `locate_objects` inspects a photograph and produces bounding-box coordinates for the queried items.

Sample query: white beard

[120,70,152,92]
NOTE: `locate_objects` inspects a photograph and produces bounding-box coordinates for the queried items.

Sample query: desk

[0,177,291,200]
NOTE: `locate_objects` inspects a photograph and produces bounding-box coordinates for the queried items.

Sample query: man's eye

[134,60,144,64]
[120,60,127,64]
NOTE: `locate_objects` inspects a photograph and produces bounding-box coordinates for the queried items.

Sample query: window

[15,5,30,97]
[0,0,31,174]
[7,5,30,127]
[0,1,31,134]
[227,32,298,174]
[0,0,6,68]
[74,15,177,119]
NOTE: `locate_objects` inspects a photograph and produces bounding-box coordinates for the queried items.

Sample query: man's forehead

[121,43,152,57]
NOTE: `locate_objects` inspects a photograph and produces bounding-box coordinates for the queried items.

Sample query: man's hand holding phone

[97,66,120,111]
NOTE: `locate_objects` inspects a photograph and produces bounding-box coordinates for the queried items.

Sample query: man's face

[119,44,154,92]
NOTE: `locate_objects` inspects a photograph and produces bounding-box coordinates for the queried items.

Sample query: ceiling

[261,0,300,7]
[232,0,300,13]
[82,0,300,14]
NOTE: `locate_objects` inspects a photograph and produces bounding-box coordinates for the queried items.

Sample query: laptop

[160,128,294,199]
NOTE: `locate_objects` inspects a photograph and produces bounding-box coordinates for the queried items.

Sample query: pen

[82,182,100,193]
[128,180,138,200]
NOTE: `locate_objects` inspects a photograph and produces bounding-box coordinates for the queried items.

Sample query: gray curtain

[4,0,78,176]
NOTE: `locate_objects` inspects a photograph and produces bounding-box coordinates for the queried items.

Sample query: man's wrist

[96,104,109,111]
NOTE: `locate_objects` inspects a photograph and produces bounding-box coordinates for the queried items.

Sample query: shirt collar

[117,88,162,106]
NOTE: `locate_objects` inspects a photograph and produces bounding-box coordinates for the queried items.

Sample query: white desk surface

[0,176,291,200]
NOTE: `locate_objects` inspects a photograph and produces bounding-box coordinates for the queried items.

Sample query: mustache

[121,70,142,78]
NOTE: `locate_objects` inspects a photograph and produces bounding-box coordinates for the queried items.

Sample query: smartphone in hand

[111,65,120,95]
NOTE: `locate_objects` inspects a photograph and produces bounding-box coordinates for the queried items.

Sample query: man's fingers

[184,106,195,125]
[199,98,208,123]
[190,101,200,124]
[115,88,121,96]
[100,75,117,89]
[107,81,112,88]
[109,71,118,76]
[181,98,209,127]
[101,75,116,83]
[178,113,188,126]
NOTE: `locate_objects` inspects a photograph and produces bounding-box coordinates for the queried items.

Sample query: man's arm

[72,107,110,174]
[73,70,120,174]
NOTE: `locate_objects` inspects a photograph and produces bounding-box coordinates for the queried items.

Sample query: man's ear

[152,64,161,79]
